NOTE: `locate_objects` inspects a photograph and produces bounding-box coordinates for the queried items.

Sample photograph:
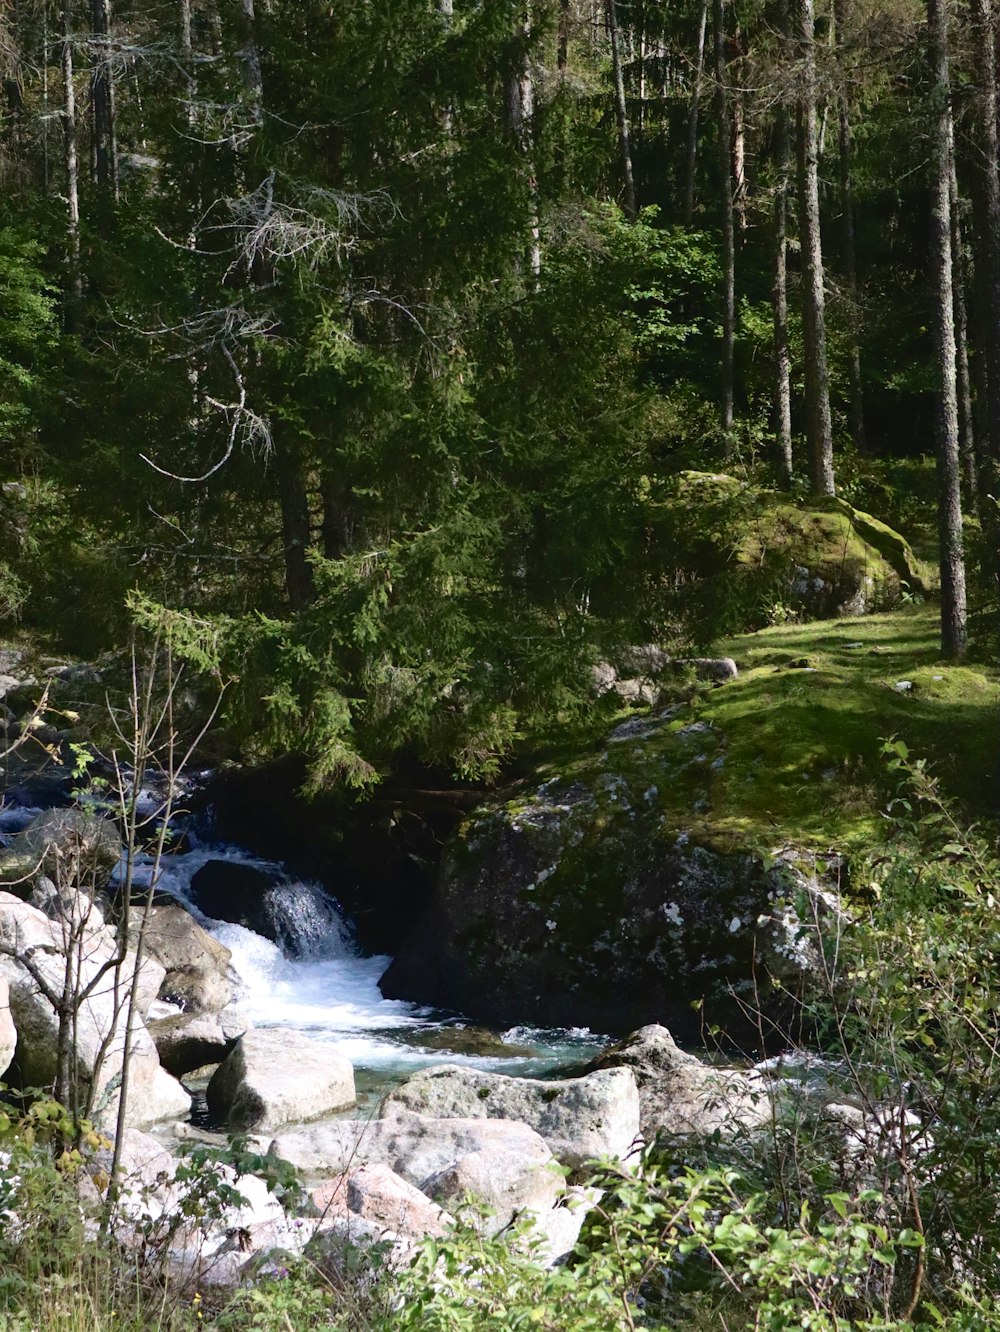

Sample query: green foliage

[0,228,56,447]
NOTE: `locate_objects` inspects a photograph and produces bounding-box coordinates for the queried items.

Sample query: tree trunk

[796,0,835,496]
[683,0,708,225]
[276,443,314,610]
[969,0,1000,486]
[927,0,967,660]
[834,0,865,454]
[61,0,82,310]
[90,0,118,207]
[773,89,794,486]
[949,139,978,513]
[558,0,569,70]
[506,8,541,280]
[713,0,735,455]
[606,0,636,219]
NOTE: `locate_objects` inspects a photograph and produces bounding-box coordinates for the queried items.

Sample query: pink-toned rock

[425,1146,562,1232]
[311,1163,450,1239]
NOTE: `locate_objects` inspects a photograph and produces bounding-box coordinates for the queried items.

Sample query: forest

[0,0,999,1328]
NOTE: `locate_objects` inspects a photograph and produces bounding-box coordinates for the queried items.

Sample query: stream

[1,797,606,1097]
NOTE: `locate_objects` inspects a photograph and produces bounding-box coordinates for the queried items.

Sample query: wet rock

[270,1111,554,1189]
[139,903,234,1014]
[588,1025,771,1138]
[381,1065,641,1168]
[189,860,278,939]
[207,1028,355,1131]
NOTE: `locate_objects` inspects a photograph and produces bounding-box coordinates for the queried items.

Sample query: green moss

[506,604,998,870]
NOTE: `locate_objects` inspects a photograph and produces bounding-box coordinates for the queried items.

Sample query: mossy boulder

[649,473,926,635]
[380,713,844,1041]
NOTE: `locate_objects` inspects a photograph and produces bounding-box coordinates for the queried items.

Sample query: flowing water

[124,831,606,1086]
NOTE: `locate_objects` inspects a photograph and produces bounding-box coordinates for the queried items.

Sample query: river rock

[424,1145,562,1232]
[0,808,121,892]
[139,903,234,1014]
[0,975,15,1077]
[380,750,844,1041]
[149,1011,239,1077]
[311,1163,450,1239]
[207,1028,356,1131]
[0,892,190,1129]
[270,1110,554,1189]
[588,1024,771,1138]
[189,860,279,939]
[381,1065,641,1168]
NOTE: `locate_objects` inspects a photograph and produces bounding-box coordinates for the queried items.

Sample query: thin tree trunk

[506,9,541,280]
[558,0,569,70]
[607,0,636,219]
[773,91,794,486]
[949,139,978,513]
[90,0,117,206]
[683,0,708,225]
[927,0,967,660]
[796,0,835,495]
[969,0,1000,601]
[835,0,865,454]
[276,442,314,610]
[61,0,82,309]
[713,0,735,454]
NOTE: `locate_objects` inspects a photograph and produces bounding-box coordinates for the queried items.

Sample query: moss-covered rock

[379,720,844,1040]
[648,473,928,637]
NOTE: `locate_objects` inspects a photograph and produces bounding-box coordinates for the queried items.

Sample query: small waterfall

[262,880,354,960]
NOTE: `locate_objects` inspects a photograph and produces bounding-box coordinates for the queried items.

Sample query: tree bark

[927,0,967,660]
[506,8,541,280]
[834,0,865,454]
[606,0,636,219]
[969,0,1000,487]
[773,89,794,486]
[713,0,735,454]
[949,138,978,513]
[61,0,82,311]
[90,0,118,206]
[683,0,708,225]
[796,0,835,496]
[276,442,314,610]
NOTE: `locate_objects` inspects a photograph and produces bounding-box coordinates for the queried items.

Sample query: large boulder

[380,748,843,1040]
[588,1025,771,1139]
[148,1011,241,1077]
[0,975,15,1077]
[138,903,234,1014]
[0,808,121,892]
[0,892,190,1129]
[206,1028,355,1131]
[311,1163,451,1239]
[188,860,280,940]
[270,1111,555,1190]
[381,1065,641,1168]
[424,1146,563,1232]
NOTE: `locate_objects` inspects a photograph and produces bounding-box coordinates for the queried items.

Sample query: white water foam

[126,839,604,1077]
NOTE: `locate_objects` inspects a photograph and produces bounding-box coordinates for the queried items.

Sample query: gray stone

[207,1028,355,1131]
[149,1011,238,1077]
[0,892,190,1130]
[588,1025,771,1139]
[0,975,15,1077]
[139,903,234,1014]
[424,1145,562,1232]
[270,1111,554,1189]
[381,1065,640,1168]
[311,1163,450,1238]
[0,809,121,889]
